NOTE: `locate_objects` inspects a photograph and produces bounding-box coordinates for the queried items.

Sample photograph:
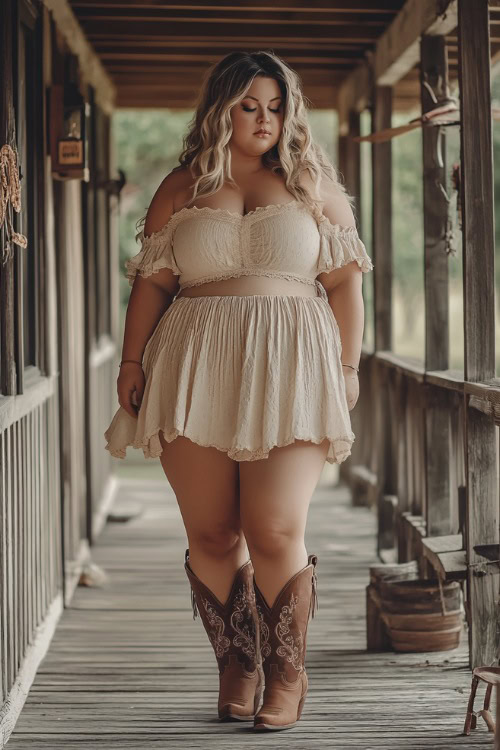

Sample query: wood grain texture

[5,474,491,747]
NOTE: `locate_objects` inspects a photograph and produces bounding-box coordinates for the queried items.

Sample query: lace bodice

[125,198,374,290]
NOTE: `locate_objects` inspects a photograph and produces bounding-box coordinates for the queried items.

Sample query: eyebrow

[244,96,282,102]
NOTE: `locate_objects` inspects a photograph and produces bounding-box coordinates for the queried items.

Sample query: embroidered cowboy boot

[253,554,318,731]
[184,549,264,721]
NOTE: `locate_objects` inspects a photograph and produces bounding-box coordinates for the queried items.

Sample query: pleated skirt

[103,282,356,465]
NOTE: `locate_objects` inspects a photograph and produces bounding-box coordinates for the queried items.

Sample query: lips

[255,129,271,135]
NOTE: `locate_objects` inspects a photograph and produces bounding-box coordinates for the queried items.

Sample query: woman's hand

[342,365,359,411]
[117,362,145,418]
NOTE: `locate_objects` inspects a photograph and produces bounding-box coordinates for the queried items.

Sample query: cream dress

[104,199,374,464]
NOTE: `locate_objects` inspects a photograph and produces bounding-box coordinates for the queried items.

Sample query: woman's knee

[244,523,303,559]
[189,522,243,559]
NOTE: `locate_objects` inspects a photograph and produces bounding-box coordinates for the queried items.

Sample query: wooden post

[420,34,451,537]
[372,86,394,555]
[0,0,17,396]
[345,109,361,217]
[495,682,500,749]
[458,0,498,668]
[372,87,392,354]
[339,108,362,490]
[338,134,348,193]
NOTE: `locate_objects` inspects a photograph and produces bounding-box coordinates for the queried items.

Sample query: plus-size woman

[104,50,373,732]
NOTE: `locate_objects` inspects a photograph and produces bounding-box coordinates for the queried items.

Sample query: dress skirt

[104,281,356,465]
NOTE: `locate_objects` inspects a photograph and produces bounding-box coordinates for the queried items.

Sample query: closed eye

[242,106,280,113]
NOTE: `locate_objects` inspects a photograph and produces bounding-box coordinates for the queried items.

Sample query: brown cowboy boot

[184,549,264,721]
[253,554,318,731]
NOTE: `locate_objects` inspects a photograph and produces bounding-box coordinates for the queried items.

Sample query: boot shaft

[184,549,261,674]
[254,555,318,683]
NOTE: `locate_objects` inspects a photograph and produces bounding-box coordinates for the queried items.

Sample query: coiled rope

[0,143,28,263]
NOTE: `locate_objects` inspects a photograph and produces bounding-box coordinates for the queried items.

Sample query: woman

[104,50,373,732]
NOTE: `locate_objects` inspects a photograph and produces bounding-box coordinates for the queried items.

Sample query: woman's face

[229,76,284,157]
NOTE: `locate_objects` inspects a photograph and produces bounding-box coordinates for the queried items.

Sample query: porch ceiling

[67,0,409,109]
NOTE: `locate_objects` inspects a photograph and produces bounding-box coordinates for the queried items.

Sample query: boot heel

[253,668,264,714]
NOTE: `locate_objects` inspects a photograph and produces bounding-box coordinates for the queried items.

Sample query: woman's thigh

[238,438,330,545]
[158,431,241,543]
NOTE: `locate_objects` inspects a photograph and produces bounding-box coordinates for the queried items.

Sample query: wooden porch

[5,473,485,748]
[2,0,500,745]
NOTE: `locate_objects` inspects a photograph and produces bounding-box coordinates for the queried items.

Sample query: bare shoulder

[299,170,356,228]
[144,166,192,236]
[320,180,356,229]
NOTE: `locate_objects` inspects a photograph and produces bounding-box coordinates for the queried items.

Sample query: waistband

[174,279,329,302]
[173,283,329,303]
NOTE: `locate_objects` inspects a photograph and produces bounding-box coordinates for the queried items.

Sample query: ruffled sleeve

[317,217,374,275]
[125,218,181,287]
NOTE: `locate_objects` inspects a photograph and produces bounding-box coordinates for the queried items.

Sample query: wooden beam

[375,0,458,85]
[70,0,405,12]
[458,0,498,670]
[73,7,396,26]
[79,20,382,42]
[97,50,366,67]
[42,0,116,113]
[337,0,458,127]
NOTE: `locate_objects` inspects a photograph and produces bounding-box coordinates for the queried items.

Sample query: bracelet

[119,359,143,368]
[342,362,359,373]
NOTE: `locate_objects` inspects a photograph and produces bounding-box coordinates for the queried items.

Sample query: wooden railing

[0,377,63,712]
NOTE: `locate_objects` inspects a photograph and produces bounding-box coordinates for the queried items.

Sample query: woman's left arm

[315,182,367,410]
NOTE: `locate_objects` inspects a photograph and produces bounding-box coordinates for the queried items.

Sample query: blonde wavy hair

[138,50,352,235]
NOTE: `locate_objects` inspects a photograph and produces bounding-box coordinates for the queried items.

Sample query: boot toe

[219,701,255,721]
[254,709,298,731]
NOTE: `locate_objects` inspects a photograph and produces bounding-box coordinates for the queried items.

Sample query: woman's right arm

[118,175,181,418]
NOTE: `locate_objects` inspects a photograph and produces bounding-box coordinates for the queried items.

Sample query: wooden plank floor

[6,469,495,748]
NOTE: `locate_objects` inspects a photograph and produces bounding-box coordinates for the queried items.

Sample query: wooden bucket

[379,577,463,652]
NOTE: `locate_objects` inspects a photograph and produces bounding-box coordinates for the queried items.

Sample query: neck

[228,145,265,181]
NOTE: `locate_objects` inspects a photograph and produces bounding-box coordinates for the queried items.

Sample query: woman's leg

[158,432,248,604]
[158,432,264,721]
[239,438,329,607]
[240,438,328,730]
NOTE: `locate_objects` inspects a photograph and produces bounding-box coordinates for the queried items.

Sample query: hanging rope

[0,143,28,264]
